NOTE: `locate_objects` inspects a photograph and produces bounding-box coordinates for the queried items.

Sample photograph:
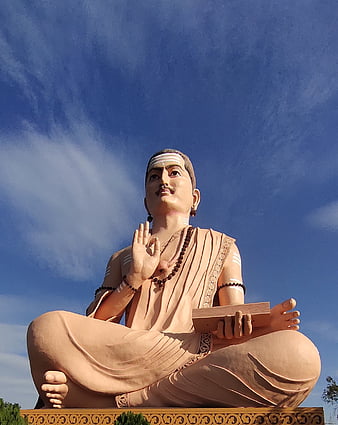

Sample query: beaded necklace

[151,226,194,288]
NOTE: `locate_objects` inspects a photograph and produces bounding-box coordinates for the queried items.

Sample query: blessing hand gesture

[127,221,161,288]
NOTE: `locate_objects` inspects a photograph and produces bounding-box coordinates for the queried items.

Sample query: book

[192,302,271,333]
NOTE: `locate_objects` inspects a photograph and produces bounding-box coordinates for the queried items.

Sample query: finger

[243,313,253,336]
[138,223,144,243]
[213,320,225,339]
[224,315,234,339]
[143,221,150,244]
[133,229,139,246]
[218,320,225,339]
[234,311,243,338]
[146,237,157,256]
[153,237,161,257]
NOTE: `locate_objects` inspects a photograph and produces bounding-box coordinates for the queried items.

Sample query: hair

[145,148,196,188]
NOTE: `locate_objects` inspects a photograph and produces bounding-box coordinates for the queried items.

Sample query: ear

[192,188,201,210]
[144,198,150,214]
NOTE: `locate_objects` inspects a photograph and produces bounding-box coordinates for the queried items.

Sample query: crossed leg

[27,310,193,408]
[28,301,319,409]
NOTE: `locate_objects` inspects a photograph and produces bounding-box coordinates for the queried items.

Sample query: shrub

[322,376,338,405]
[0,398,28,425]
[114,411,151,425]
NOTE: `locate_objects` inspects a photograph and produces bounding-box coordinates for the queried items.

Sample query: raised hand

[127,221,161,288]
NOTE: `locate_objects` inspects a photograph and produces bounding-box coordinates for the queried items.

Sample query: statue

[27,149,320,409]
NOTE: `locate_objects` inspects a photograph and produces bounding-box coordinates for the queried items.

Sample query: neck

[151,214,190,239]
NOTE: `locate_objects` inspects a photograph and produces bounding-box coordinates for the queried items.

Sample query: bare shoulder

[106,245,135,280]
[229,241,240,255]
[107,245,132,265]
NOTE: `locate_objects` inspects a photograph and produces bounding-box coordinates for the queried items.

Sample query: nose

[159,169,170,185]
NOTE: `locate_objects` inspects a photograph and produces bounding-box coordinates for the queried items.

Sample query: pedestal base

[21,407,324,425]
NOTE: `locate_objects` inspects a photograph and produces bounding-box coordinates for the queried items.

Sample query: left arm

[217,242,245,306]
[214,243,300,343]
[214,243,252,340]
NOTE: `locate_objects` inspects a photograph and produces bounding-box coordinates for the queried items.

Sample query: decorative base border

[21,407,324,425]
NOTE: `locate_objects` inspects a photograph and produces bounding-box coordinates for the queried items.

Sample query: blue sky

[0,1,337,418]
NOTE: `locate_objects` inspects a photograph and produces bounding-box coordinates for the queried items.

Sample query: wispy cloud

[1,2,338,111]
[0,1,149,116]
[1,2,338,197]
[307,202,338,233]
[0,125,142,280]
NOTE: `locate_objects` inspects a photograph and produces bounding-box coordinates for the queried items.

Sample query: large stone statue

[27,149,320,409]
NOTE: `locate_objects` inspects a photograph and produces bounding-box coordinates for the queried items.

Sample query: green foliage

[114,411,151,425]
[0,398,28,425]
[322,376,338,405]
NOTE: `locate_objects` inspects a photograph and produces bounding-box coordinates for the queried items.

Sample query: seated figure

[27,149,320,409]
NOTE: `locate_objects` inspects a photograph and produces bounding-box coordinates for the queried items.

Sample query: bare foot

[41,371,68,408]
[270,298,300,331]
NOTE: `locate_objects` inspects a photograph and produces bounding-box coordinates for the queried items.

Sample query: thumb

[153,237,161,257]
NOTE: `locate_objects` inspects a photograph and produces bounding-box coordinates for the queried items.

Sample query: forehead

[147,153,186,172]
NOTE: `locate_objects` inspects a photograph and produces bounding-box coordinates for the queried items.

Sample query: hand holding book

[193,299,300,341]
[192,302,271,335]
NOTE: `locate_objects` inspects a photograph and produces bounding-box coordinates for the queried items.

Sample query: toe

[44,371,67,384]
[49,398,62,405]
[46,392,63,400]
[282,298,296,311]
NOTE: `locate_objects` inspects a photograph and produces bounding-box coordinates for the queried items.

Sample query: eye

[170,169,181,177]
[148,173,159,181]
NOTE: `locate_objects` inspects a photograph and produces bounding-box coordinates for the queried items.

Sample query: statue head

[145,149,196,189]
[145,149,199,221]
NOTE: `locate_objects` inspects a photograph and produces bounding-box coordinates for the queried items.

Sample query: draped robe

[27,228,320,408]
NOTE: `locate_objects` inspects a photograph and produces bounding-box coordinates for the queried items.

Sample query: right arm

[86,250,133,321]
[88,222,160,321]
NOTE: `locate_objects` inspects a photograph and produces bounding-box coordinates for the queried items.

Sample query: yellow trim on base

[21,407,324,425]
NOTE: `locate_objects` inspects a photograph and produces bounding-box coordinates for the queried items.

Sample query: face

[145,154,200,218]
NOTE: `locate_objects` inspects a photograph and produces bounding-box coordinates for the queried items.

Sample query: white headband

[147,153,185,172]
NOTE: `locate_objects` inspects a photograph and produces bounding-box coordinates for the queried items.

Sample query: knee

[293,331,321,379]
[250,330,321,381]
[276,331,320,378]
[27,310,68,354]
